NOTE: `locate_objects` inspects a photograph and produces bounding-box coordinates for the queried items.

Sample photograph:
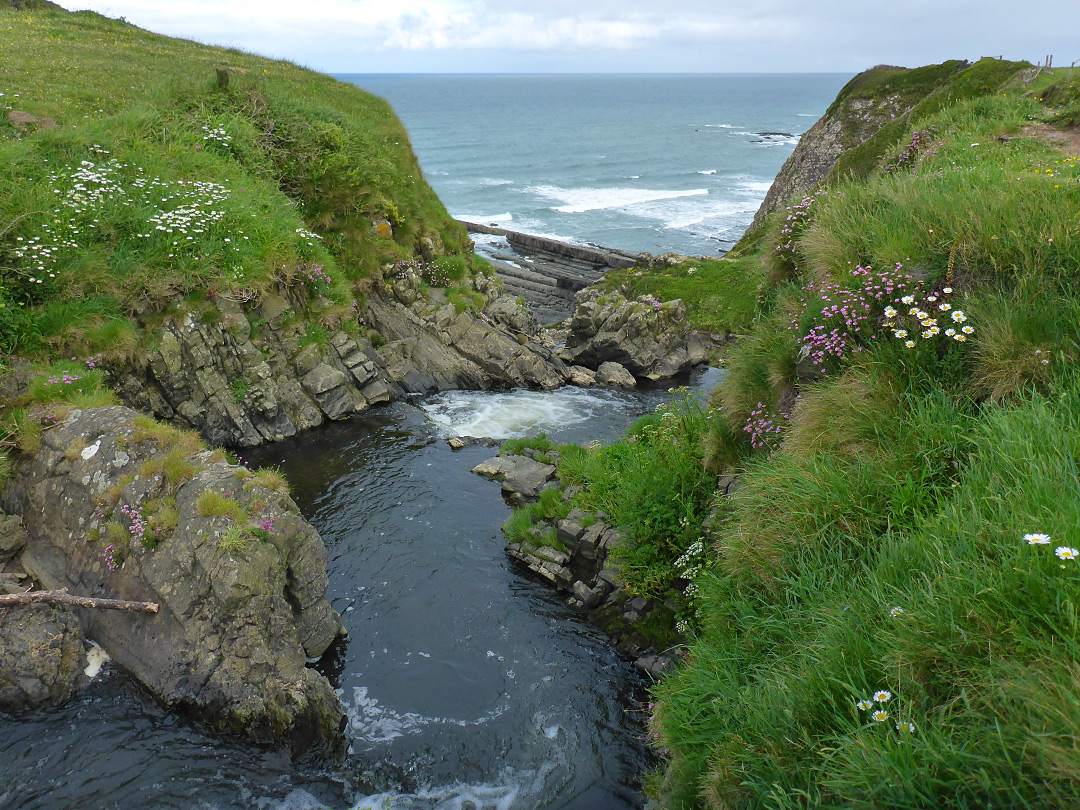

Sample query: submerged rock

[1,406,346,758]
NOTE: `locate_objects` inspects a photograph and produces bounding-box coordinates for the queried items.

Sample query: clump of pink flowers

[792,262,918,367]
[743,402,788,453]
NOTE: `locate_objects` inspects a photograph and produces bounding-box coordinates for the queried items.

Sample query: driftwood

[0,587,158,613]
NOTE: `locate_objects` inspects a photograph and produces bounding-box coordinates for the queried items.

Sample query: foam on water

[527,184,709,214]
[697,169,717,175]
[421,387,647,441]
[346,686,506,745]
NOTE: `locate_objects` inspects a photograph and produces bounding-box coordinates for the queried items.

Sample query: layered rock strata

[115,277,568,447]
[1,406,346,757]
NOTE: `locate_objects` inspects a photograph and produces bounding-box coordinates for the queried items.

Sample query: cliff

[747,58,1030,234]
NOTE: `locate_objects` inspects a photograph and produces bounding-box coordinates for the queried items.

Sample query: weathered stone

[568,365,597,386]
[556,512,586,551]
[596,361,636,388]
[532,545,570,566]
[1,406,346,757]
[0,604,87,713]
[0,512,27,564]
[561,288,707,381]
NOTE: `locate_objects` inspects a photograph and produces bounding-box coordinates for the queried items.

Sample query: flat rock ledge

[1,406,346,758]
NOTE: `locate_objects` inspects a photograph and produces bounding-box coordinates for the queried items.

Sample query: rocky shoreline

[0,264,709,756]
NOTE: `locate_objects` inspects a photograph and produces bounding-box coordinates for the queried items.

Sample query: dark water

[339,74,850,256]
[0,374,721,809]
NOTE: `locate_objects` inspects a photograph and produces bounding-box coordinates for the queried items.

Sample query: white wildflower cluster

[856,689,914,732]
[885,285,973,348]
[201,125,232,145]
[675,539,706,600]
[1026,531,1078,567]
[296,226,323,247]
[10,155,242,283]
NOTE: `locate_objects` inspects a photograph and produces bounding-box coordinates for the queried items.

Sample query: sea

[337,74,851,257]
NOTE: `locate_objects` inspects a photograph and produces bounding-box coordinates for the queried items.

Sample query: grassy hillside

[541,63,1080,807]
[0,2,470,359]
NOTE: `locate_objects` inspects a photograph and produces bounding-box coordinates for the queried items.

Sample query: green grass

[0,3,471,357]
[603,256,764,336]
[653,372,1080,808]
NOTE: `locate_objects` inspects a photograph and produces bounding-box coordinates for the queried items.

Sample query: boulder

[1,406,346,758]
[0,604,87,713]
[559,288,706,381]
[596,361,636,388]
[471,454,557,506]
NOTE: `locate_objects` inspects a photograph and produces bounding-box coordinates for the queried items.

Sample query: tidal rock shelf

[460,221,642,324]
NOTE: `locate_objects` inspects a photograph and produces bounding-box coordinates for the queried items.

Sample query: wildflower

[938,303,952,311]
[1055,547,1078,561]
[961,325,974,334]
[1024,533,1051,545]
[873,690,892,703]
[921,318,936,327]
[896,721,916,733]
[889,606,905,617]
[945,328,957,337]
[951,310,967,323]
[953,333,967,342]
[872,710,889,723]
[926,295,938,303]
[908,307,921,316]
[857,699,873,711]
[893,329,908,338]
[904,340,916,348]
[901,295,915,304]
[922,329,935,339]
[884,306,898,318]
[942,287,953,294]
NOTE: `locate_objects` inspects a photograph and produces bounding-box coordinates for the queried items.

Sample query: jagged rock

[0,512,27,564]
[112,275,569,447]
[596,361,636,389]
[560,288,706,381]
[568,365,596,386]
[471,455,557,505]
[483,294,540,338]
[0,604,87,713]
[1,406,346,757]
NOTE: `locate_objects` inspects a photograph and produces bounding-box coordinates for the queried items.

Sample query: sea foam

[527,184,709,214]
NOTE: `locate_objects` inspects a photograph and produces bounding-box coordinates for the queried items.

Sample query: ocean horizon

[338,73,851,257]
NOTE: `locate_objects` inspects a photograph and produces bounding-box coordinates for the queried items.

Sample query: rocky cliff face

[113,277,568,448]
[750,61,979,229]
[1,406,346,757]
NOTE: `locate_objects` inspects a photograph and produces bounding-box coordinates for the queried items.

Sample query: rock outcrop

[558,288,706,381]
[114,276,568,447]
[1,406,346,757]
[0,602,88,713]
[365,273,568,394]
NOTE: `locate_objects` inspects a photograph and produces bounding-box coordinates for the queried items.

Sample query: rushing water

[0,371,721,809]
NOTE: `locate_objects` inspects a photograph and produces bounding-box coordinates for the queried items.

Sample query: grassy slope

[548,60,1080,808]
[0,3,469,358]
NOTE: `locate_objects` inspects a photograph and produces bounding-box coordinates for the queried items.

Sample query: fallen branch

[0,587,159,613]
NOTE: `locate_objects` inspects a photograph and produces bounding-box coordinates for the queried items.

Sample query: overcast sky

[56,0,1080,74]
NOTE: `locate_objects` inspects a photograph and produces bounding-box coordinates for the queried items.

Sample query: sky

[55,0,1080,75]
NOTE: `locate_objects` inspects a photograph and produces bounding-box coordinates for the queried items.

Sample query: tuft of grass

[247,465,291,495]
[218,524,249,554]
[603,256,764,336]
[145,496,179,536]
[139,448,199,491]
[499,434,556,457]
[195,489,244,522]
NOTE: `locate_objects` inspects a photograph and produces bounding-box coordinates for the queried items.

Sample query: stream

[0,370,721,809]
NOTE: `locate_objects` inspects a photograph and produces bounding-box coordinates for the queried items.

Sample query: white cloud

[53,0,1080,72]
